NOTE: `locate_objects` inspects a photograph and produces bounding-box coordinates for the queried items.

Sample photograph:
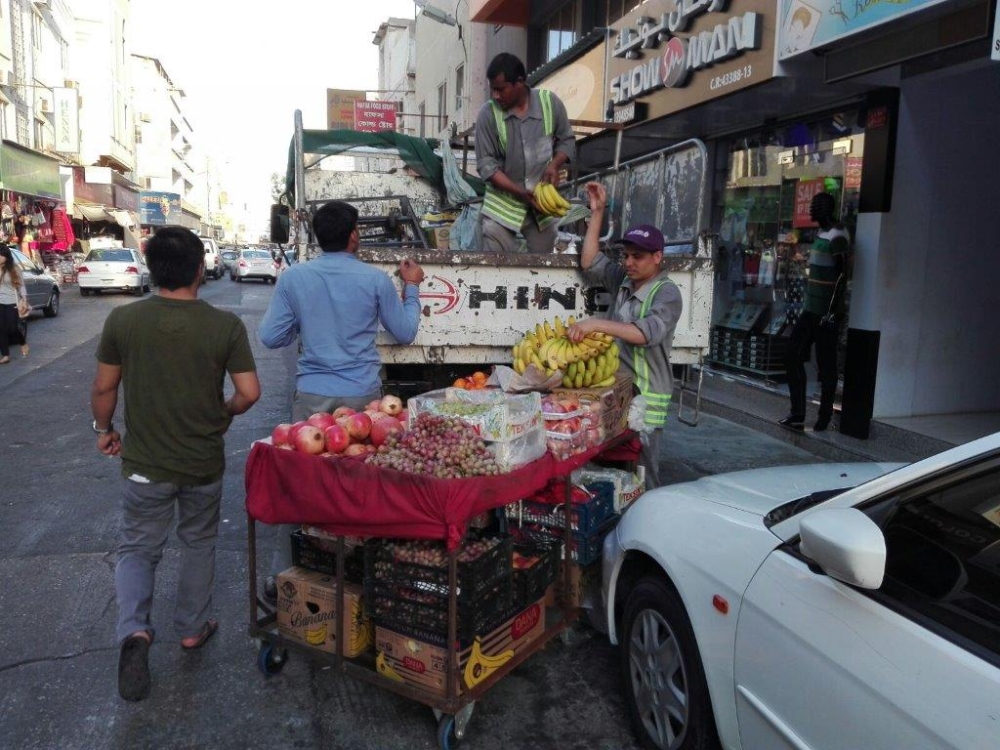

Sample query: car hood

[663,462,904,518]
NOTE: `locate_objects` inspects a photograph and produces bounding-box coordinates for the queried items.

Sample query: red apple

[307,412,336,430]
[343,443,369,457]
[366,399,383,412]
[271,423,294,447]
[294,425,326,454]
[344,412,372,441]
[332,406,356,420]
[323,424,351,454]
[289,421,311,441]
[370,418,403,447]
[379,394,403,416]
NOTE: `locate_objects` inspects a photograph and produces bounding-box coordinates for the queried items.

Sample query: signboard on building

[991,5,1000,61]
[53,87,80,153]
[327,89,366,130]
[0,141,61,198]
[607,0,776,123]
[140,191,182,226]
[778,0,952,59]
[537,44,607,124]
[793,178,825,228]
[354,100,398,132]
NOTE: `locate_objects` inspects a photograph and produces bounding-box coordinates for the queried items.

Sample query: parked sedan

[602,433,1000,750]
[10,248,60,317]
[231,248,277,283]
[77,248,150,296]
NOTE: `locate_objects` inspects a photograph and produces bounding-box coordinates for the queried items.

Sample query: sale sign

[793,178,826,228]
[354,100,398,133]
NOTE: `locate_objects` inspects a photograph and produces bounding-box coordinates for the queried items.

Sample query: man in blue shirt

[258,200,424,583]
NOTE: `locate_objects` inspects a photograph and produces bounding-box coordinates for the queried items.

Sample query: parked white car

[201,237,223,280]
[601,432,1000,750]
[77,247,150,297]
[231,248,277,283]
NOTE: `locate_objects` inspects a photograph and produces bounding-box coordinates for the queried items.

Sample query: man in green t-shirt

[90,227,260,702]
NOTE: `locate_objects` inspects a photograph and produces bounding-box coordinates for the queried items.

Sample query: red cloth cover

[244,431,639,549]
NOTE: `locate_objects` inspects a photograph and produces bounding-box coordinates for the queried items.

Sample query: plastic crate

[513,518,617,566]
[512,539,560,607]
[290,530,365,583]
[365,534,513,600]
[369,577,512,647]
[504,481,615,534]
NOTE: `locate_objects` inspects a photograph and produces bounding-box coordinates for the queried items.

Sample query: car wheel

[43,289,60,318]
[269,277,276,285]
[81,288,91,297]
[235,275,242,283]
[621,577,720,750]
[143,280,151,293]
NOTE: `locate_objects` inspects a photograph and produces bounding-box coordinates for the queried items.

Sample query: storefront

[71,167,142,252]
[0,140,71,269]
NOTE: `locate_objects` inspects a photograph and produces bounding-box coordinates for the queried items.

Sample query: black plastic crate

[370,577,512,647]
[512,540,560,607]
[365,534,513,600]
[513,518,618,567]
[290,530,365,583]
[504,481,615,534]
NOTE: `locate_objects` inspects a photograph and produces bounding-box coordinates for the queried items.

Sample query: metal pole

[293,110,308,260]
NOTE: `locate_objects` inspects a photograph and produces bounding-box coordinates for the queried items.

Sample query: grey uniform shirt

[474,88,576,193]
[584,252,683,398]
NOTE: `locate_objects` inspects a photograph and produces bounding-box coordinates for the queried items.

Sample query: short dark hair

[312,200,359,251]
[487,53,525,84]
[145,227,203,290]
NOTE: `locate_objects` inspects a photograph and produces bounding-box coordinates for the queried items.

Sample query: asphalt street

[0,277,821,750]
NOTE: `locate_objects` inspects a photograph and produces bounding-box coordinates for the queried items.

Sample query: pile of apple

[270,394,408,457]
[541,394,605,459]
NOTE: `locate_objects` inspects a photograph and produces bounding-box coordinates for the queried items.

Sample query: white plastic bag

[627,394,654,433]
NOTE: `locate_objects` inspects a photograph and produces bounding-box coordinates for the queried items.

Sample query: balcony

[470,0,530,26]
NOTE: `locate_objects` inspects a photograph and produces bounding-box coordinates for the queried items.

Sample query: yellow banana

[567,315,577,326]
[305,624,327,646]
[574,371,584,388]
[547,184,571,211]
[593,375,616,387]
[533,184,556,215]
[376,652,405,682]
[553,316,565,338]
[562,375,573,388]
[463,638,514,689]
[543,321,554,340]
[534,323,545,342]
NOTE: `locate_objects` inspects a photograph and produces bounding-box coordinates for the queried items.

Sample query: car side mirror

[799,508,886,589]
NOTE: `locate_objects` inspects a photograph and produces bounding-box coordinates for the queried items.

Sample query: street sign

[354,100,398,133]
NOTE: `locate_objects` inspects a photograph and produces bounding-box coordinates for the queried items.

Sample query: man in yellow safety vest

[568,183,683,489]
[474,53,576,253]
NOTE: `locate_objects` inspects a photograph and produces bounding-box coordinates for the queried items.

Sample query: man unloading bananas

[474,53,576,253]
[568,183,683,489]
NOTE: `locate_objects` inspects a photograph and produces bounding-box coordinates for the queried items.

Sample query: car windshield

[86,249,133,262]
[222,251,237,260]
[243,250,271,259]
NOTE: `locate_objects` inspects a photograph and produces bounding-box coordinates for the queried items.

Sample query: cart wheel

[437,714,459,749]
[257,643,287,676]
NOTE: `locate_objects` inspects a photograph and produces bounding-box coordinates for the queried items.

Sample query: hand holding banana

[511,315,620,387]
[532,183,571,218]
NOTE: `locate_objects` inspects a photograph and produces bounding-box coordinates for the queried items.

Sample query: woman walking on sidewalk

[0,246,29,364]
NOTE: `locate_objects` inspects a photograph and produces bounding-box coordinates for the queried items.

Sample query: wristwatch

[92,420,115,435]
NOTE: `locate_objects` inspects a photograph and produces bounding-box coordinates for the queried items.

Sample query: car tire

[43,289,60,318]
[81,288,91,297]
[269,277,276,285]
[143,280,151,293]
[235,275,242,283]
[620,577,720,750]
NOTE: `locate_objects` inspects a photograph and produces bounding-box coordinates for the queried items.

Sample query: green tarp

[285,130,484,204]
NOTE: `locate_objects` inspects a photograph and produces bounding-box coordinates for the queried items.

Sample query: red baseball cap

[622,224,664,253]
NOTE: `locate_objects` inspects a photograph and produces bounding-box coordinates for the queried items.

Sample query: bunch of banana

[532,182,571,217]
[305,623,328,646]
[511,315,620,386]
[463,637,515,688]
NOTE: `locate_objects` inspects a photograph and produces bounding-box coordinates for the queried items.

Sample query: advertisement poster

[778,0,951,59]
[327,89,365,130]
[354,100,398,133]
[792,178,825,228]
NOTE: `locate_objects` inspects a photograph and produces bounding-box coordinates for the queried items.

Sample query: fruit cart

[244,430,638,749]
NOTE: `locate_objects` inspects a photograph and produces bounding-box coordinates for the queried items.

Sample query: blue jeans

[115,477,222,644]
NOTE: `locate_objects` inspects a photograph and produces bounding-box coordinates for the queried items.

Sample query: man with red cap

[568,182,682,488]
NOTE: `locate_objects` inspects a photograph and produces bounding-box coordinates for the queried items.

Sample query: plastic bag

[627,395,654,433]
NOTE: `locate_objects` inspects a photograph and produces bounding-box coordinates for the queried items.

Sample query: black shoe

[263,576,277,605]
[814,413,832,432]
[778,415,805,430]
[118,633,152,702]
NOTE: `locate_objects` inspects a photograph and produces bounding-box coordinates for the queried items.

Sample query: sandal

[118,632,152,701]
[181,619,218,651]
[0,356,9,365]
[20,345,28,357]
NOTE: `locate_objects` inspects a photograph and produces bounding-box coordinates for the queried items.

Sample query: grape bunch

[365,412,501,478]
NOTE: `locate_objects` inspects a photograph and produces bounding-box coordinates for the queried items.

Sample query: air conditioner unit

[38,98,53,113]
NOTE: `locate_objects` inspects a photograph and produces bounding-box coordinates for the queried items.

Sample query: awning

[74,204,113,222]
[110,209,135,228]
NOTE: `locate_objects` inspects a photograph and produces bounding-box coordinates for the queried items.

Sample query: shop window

[437,82,448,131]
[543,2,579,63]
[709,111,865,382]
[455,65,465,111]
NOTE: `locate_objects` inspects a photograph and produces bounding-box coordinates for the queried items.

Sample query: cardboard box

[375,598,546,696]
[425,226,451,250]
[276,566,373,658]
[552,372,634,438]
[545,562,600,609]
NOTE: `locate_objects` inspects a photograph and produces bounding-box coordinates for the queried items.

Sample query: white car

[201,237,223,280]
[231,248,277,283]
[77,247,150,297]
[601,432,1000,750]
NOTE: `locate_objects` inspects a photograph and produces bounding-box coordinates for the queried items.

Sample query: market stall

[244,382,641,748]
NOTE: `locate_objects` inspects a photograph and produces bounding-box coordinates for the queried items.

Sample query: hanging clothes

[50,208,75,251]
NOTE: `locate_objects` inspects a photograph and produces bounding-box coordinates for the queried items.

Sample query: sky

[129,0,420,231]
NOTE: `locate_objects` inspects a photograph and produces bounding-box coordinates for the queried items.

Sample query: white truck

[283,112,713,416]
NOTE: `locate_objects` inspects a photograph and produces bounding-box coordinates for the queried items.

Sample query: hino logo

[418,275,610,314]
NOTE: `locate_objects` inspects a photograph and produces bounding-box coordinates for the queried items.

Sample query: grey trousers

[481,215,558,254]
[270,389,382,574]
[115,477,223,644]
[639,428,664,491]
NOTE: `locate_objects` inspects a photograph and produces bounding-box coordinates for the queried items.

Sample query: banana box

[551,372,633,438]
[276,567,373,658]
[374,598,545,696]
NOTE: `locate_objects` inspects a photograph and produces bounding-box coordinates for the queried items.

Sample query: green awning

[0,140,61,199]
[285,129,484,205]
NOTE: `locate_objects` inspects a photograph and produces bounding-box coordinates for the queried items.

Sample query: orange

[471,371,488,385]
[452,378,469,389]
